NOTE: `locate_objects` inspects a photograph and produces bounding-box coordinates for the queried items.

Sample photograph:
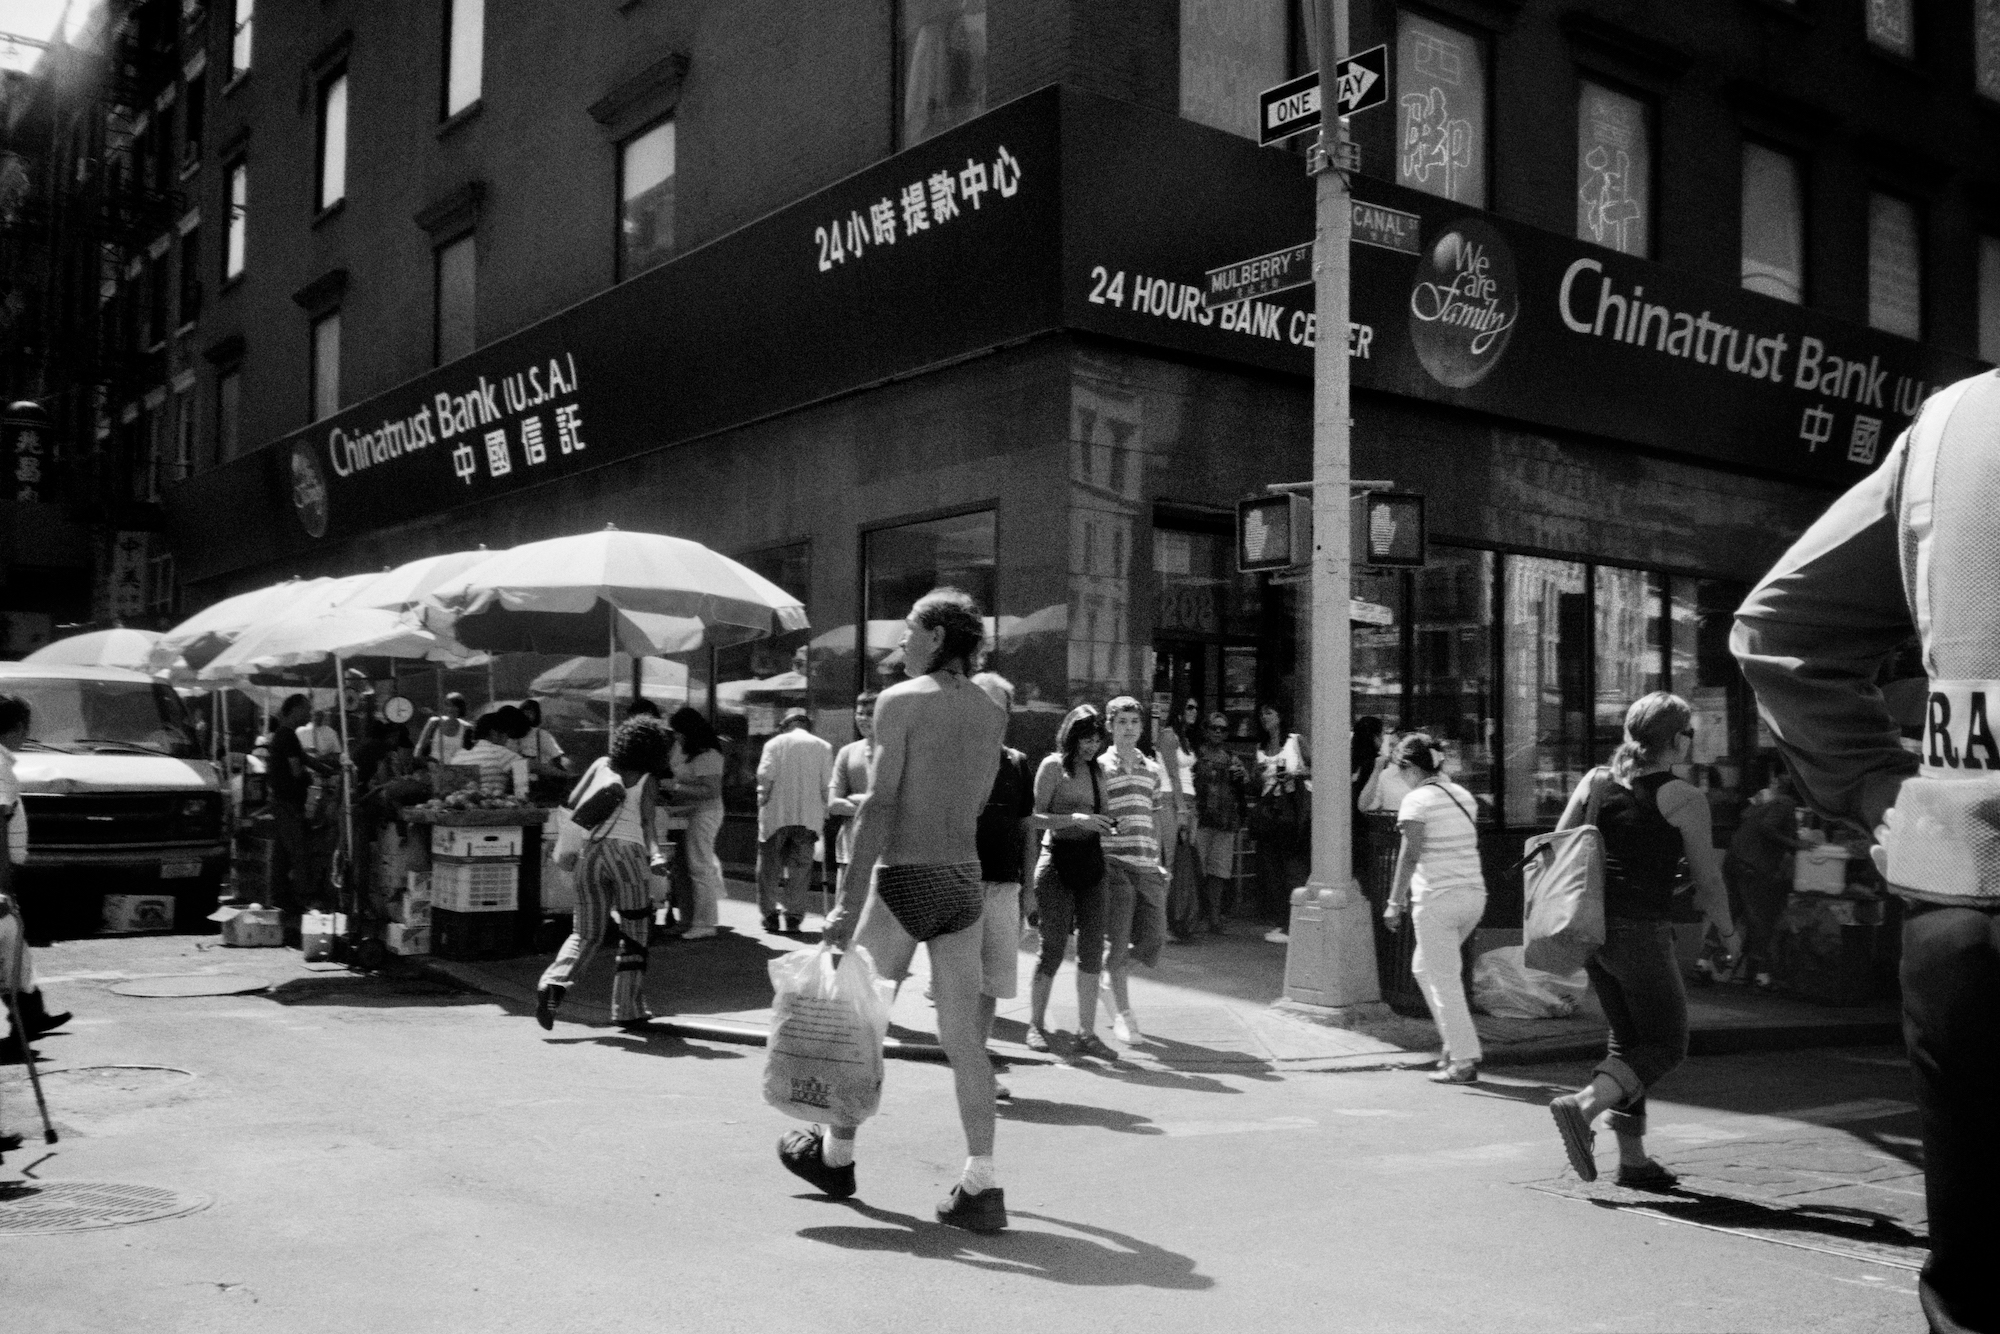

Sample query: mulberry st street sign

[1256,45,1388,148]
[1205,241,1314,311]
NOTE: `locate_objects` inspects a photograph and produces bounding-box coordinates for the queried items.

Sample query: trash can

[1356,813,1428,1016]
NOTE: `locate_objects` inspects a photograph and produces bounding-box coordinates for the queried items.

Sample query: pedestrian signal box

[1237,493,1312,572]
[1353,491,1425,567]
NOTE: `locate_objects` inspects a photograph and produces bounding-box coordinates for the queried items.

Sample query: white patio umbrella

[336,548,494,613]
[529,654,689,705]
[423,524,808,725]
[152,576,341,673]
[24,627,171,674]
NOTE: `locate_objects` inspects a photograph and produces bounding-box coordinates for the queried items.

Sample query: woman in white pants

[664,708,726,939]
[1382,732,1487,1084]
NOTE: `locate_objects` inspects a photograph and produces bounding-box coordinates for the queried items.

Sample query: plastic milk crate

[431,826,524,860]
[429,860,520,913]
[431,908,518,961]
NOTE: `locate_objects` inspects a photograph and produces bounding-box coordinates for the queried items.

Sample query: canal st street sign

[1205,241,1314,311]
[1256,45,1389,148]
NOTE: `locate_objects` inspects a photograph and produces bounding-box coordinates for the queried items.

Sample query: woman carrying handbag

[1546,692,1744,1188]
[535,717,674,1031]
[1381,733,1487,1084]
[1022,706,1118,1059]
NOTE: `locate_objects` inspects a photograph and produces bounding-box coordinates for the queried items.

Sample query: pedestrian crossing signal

[1354,492,1425,567]
[1237,494,1312,572]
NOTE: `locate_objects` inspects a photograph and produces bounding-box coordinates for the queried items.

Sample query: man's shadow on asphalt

[997,1097,1163,1134]
[797,1201,1214,1289]
[540,1027,747,1060]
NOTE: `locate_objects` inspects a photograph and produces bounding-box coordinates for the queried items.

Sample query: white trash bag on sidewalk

[764,943,894,1125]
[1471,945,1588,1019]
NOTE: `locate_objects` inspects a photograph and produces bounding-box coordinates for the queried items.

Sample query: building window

[171,385,194,482]
[1980,235,2000,363]
[1396,10,1488,207]
[1868,192,1922,339]
[899,0,986,148]
[434,233,476,365]
[146,553,178,619]
[146,253,169,347]
[1502,555,1589,826]
[316,70,348,212]
[1594,566,1665,748]
[861,510,996,691]
[178,227,201,326]
[224,160,247,279]
[230,0,254,78]
[1178,0,1288,141]
[1576,80,1650,257]
[1979,0,2000,103]
[216,366,241,459]
[1865,0,1914,59]
[1740,142,1804,304]
[443,0,484,118]
[617,118,675,280]
[182,72,205,168]
[310,311,341,422]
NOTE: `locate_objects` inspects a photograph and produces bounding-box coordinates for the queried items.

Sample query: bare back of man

[781,590,1011,1232]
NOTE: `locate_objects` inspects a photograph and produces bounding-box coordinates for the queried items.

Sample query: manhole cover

[34,1065,195,1093]
[0,1182,211,1235]
[110,975,270,998]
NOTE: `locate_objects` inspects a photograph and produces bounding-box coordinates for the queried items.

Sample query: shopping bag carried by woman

[1518,767,1608,973]
[551,758,627,873]
[763,943,893,1126]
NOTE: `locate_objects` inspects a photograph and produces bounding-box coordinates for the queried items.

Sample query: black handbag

[1048,765,1106,892]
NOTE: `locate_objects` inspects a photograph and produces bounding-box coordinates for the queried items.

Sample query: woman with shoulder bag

[1023,706,1118,1059]
[534,717,674,1032]
[1252,701,1311,944]
[1382,733,1488,1084]
[1546,692,1745,1188]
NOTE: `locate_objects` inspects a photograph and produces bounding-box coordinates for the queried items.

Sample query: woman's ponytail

[1611,692,1692,780]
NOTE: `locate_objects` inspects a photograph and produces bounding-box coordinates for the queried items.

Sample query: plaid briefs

[874,861,985,942]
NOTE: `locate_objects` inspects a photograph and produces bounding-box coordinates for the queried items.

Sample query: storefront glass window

[619,118,676,280]
[1352,565,1404,737]
[1865,0,1914,58]
[1576,81,1650,258]
[1980,235,2000,364]
[1594,565,1664,747]
[1179,0,1289,141]
[863,510,996,693]
[1395,11,1488,207]
[900,0,986,148]
[1411,547,1493,812]
[1741,143,1804,304]
[1868,192,1923,340]
[1979,0,2000,103]
[1671,576,1755,829]
[1502,555,1589,826]
[715,542,812,818]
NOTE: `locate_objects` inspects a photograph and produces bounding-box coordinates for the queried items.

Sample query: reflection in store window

[1503,555,1588,826]
[1594,566,1664,744]
[900,0,986,147]
[1396,11,1487,207]
[1411,547,1493,811]
[863,511,996,693]
[1352,566,1404,737]
[715,542,812,816]
[1671,576,1753,828]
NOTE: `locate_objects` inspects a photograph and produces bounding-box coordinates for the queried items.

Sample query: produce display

[409,790,538,814]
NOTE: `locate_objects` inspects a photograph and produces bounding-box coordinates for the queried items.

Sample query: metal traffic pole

[1281,0,1385,1016]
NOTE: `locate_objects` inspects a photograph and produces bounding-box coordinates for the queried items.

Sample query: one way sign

[1256,44,1389,148]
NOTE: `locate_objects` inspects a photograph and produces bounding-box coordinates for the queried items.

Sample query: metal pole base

[1281,877,1386,1011]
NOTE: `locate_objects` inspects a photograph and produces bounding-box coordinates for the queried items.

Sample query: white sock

[960,1155,998,1194]
[821,1133,854,1168]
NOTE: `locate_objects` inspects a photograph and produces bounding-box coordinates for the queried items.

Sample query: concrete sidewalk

[421,880,1903,1075]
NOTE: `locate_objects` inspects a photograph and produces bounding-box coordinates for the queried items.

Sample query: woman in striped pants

[537,718,674,1030]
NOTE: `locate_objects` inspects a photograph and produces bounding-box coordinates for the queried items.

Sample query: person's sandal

[1615,1159,1680,1191]
[1429,1060,1479,1084]
[1024,1025,1053,1053]
[777,1124,856,1199]
[1549,1094,1598,1182]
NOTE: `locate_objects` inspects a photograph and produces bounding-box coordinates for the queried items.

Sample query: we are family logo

[289,441,330,539]
[1408,218,1519,389]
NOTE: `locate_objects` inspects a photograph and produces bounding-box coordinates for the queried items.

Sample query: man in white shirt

[2,694,73,1070]
[756,708,833,933]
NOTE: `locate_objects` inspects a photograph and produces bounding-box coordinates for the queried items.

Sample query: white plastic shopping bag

[764,943,894,1125]
[1470,945,1588,1019]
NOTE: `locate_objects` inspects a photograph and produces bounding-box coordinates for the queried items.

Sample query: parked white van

[1,662,228,934]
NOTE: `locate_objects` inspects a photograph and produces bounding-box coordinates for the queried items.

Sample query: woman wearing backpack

[1547,692,1744,1188]
[1382,732,1487,1084]
[534,716,674,1031]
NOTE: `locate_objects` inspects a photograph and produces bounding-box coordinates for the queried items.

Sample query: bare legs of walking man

[776,588,1009,1231]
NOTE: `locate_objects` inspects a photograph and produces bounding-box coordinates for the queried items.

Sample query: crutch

[1,906,57,1145]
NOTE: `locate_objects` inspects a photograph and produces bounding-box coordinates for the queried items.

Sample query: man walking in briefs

[1734,369,2000,1334]
[757,707,834,934]
[777,587,1009,1232]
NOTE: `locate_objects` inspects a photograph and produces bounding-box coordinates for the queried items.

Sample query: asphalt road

[2,935,1927,1334]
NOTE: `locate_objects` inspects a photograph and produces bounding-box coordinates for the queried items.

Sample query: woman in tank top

[1023,705,1118,1060]
[1547,692,1744,1189]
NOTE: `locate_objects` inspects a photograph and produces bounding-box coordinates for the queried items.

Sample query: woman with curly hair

[535,715,674,1030]
[663,707,728,940]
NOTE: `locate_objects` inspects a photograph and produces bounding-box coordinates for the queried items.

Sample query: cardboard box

[386,894,433,927]
[301,911,347,962]
[384,922,430,955]
[432,826,524,859]
[207,903,284,947]
[101,894,177,935]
